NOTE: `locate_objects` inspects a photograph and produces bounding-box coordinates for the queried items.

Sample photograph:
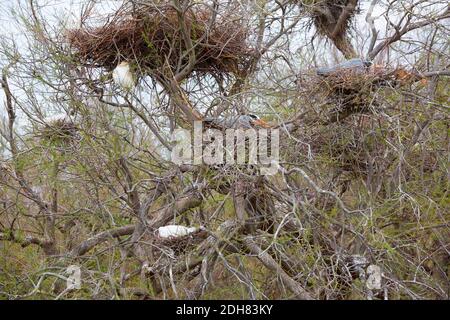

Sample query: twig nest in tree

[314,60,425,97]
[65,3,253,79]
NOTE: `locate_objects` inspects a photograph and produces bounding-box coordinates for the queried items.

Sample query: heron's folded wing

[317,66,336,76]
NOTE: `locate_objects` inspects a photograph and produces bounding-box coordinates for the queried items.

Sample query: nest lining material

[153,228,208,256]
[312,0,359,36]
[38,115,78,144]
[65,4,253,77]
[316,66,424,99]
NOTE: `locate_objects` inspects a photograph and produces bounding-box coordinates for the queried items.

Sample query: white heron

[157,225,204,238]
[43,114,72,125]
[113,61,135,91]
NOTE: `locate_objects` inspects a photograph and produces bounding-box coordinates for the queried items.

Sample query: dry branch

[244,237,314,300]
[70,225,135,256]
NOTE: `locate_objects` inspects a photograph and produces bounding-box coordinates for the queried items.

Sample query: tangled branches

[66,2,253,78]
[298,0,360,58]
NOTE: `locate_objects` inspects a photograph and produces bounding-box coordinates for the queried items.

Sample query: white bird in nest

[157,225,205,239]
[43,114,72,125]
[112,61,135,91]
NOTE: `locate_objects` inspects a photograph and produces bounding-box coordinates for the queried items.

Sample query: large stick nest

[310,0,359,38]
[36,115,79,147]
[302,67,399,102]
[300,0,360,57]
[65,3,253,78]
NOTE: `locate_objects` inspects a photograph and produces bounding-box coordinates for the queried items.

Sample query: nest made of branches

[153,229,208,256]
[318,71,382,98]
[37,116,79,146]
[303,67,400,105]
[310,0,359,37]
[299,0,360,57]
[66,3,253,78]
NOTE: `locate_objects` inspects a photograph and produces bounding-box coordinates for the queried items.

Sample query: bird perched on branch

[203,114,270,129]
[113,61,135,90]
[317,58,372,76]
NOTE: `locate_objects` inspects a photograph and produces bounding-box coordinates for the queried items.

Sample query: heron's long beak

[253,119,271,128]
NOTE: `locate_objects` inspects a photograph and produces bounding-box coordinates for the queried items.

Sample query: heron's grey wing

[317,66,337,76]
[204,117,224,128]
[339,58,368,72]
[227,117,243,129]
[341,58,363,67]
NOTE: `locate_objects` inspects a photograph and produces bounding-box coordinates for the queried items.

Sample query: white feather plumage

[157,225,202,238]
[113,61,135,90]
[43,114,71,125]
